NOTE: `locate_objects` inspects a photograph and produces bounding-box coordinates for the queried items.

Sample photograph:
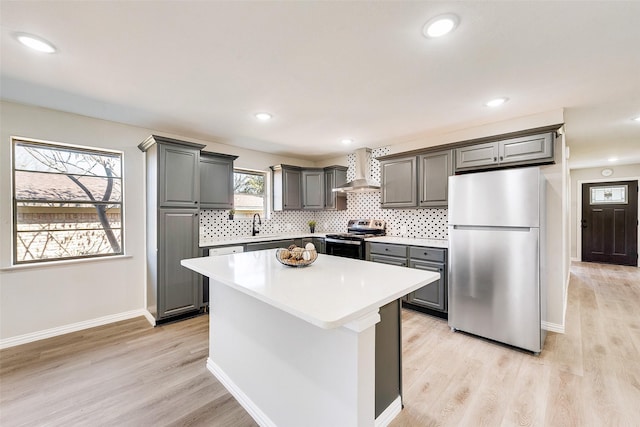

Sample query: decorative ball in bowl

[276,243,318,267]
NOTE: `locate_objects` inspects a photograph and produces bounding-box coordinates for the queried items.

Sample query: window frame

[232,168,268,219]
[11,137,125,265]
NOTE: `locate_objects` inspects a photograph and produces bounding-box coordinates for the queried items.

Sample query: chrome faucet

[252,213,262,236]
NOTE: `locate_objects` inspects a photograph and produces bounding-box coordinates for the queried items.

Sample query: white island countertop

[182,250,439,329]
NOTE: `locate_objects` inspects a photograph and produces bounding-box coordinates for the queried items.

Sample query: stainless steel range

[325,219,386,259]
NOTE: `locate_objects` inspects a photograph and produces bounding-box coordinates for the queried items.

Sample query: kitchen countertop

[365,236,449,248]
[199,232,331,248]
[181,250,438,329]
[201,233,449,248]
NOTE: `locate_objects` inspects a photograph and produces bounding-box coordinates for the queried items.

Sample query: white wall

[0,101,315,346]
[569,164,640,261]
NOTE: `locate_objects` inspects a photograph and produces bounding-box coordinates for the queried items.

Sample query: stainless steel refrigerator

[448,167,546,353]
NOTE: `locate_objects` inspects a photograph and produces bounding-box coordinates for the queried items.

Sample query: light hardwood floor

[1,261,639,426]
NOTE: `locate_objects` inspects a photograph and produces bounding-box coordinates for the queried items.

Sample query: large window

[12,138,124,264]
[233,169,266,217]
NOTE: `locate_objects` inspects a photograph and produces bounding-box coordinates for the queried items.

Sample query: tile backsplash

[200,147,448,241]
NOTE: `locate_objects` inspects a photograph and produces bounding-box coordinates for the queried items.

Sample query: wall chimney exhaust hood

[332,148,380,193]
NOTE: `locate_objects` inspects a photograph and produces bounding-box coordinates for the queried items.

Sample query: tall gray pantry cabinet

[139,135,205,322]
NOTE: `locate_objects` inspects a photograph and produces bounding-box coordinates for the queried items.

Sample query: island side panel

[208,280,377,427]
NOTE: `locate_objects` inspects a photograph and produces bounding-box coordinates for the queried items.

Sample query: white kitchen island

[181,250,439,427]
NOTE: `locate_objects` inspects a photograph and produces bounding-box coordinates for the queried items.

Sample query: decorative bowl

[275,247,318,267]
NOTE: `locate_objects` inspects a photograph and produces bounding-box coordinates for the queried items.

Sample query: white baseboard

[206,357,277,427]
[571,256,580,262]
[0,309,152,349]
[375,395,402,427]
[542,321,565,334]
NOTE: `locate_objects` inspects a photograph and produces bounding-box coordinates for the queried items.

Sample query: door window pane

[590,185,627,205]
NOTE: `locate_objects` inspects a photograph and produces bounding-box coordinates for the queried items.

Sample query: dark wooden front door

[582,180,638,266]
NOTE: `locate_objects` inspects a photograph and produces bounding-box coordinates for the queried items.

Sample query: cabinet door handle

[499,156,503,161]
[194,201,198,204]
[493,157,497,162]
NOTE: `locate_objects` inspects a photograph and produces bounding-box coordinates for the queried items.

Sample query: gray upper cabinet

[455,132,554,172]
[271,165,302,210]
[158,142,200,208]
[454,142,499,171]
[302,169,325,210]
[200,151,237,209]
[324,166,347,210]
[380,156,417,208]
[419,150,452,207]
[499,133,553,164]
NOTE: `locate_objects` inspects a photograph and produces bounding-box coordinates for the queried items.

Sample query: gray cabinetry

[367,242,448,313]
[200,151,237,209]
[454,142,498,170]
[455,132,554,172]
[271,165,302,211]
[245,239,295,251]
[158,142,201,208]
[419,150,452,207]
[375,300,401,418]
[380,156,417,208]
[312,237,326,254]
[324,166,347,210]
[367,242,408,266]
[302,169,325,210]
[407,247,447,312]
[159,209,200,318]
[138,135,206,323]
[500,133,553,164]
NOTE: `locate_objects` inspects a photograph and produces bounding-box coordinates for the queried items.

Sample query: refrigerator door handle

[452,225,532,232]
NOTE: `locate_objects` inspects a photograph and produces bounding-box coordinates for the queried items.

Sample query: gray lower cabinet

[200,151,237,209]
[324,166,347,210]
[380,156,417,208]
[311,237,325,254]
[407,247,447,312]
[272,165,302,210]
[367,242,448,313]
[158,209,200,318]
[419,150,452,207]
[245,239,295,251]
[302,169,325,210]
[375,300,401,418]
[455,132,554,172]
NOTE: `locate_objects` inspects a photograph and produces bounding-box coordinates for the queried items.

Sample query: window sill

[1,254,134,271]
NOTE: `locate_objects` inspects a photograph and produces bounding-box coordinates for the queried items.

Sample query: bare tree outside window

[13,139,124,264]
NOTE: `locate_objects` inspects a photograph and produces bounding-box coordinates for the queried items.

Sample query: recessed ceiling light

[633,116,640,122]
[341,138,353,145]
[485,97,509,107]
[255,112,272,121]
[423,14,459,38]
[14,32,56,53]
[608,157,618,162]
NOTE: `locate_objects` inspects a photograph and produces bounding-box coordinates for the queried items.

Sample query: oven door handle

[325,238,363,245]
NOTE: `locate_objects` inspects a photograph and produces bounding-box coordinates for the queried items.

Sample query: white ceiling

[1,1,639,168]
